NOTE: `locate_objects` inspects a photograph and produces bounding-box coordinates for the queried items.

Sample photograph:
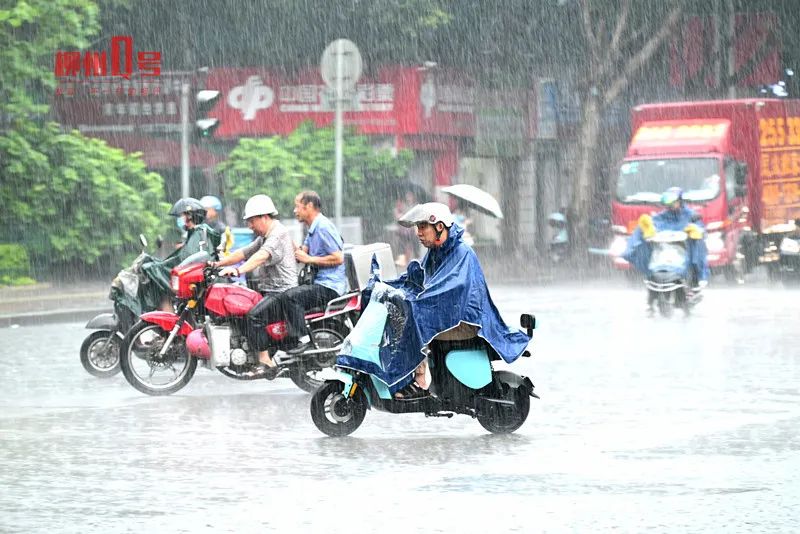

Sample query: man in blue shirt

[280,190,348,354]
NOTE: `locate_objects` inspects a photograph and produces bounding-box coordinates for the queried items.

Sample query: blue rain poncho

[336,224,531,393]
[622,206,709,281]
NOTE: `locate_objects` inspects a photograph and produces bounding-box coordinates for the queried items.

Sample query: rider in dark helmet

[169,197,207,228]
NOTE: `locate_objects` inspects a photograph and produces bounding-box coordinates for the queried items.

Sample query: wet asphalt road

[1,278,798,533]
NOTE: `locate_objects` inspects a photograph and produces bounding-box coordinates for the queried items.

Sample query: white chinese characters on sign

[101,100,176,117]
[222,77,395,116]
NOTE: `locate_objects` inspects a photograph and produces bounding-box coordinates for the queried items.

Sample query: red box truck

[609,99,800,281]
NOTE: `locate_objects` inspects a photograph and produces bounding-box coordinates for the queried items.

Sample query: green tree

[1,0,172,279]
[217,121,412,240]
[0,123,170,277]
[567,0,685,256]
[0,0,99,122]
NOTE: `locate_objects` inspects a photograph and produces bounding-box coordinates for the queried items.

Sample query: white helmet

[398,202,455,228]
[242,194,278,220]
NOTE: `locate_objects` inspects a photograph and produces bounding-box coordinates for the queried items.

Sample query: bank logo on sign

[228,76,274,120]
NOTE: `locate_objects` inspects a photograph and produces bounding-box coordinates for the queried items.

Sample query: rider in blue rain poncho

[623,187,710,287]
[336,202,531,399]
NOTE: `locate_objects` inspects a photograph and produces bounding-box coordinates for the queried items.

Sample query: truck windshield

[616,158,721,204]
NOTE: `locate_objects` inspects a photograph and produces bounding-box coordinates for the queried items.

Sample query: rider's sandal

[394,381,430,400]
[253,364,284,381]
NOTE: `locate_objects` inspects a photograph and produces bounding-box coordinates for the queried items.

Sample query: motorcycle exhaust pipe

[302,344,343,356]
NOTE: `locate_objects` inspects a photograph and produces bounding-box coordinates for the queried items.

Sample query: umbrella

[441,184,504,219]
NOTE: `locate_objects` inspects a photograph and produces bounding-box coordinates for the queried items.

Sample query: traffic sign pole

[334,39,344,229]
[321,39,362,230]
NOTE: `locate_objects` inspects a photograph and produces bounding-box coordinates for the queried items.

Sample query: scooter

[309,311,538,437]
[79,234,162,378]
[645,230,702,317]
[547,212,569,264]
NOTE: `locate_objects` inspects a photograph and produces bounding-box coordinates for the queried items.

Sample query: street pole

[180,81,190,199]
[334,39,344,230]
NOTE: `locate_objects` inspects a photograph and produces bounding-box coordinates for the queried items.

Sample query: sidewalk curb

[0,307,111,328]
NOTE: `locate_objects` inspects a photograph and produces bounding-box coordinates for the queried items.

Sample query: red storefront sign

[205,66,476,138]
[53,72,195,133]
[669,12,780,88]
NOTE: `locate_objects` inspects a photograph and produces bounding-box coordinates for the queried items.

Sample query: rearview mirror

[520,313,536,337]
[156,235,164,249]
[139,234,148,248]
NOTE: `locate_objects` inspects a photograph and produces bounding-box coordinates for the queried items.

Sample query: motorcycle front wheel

[80,330,121,378]
[120,320,197,396]
[477,383,530,434]
[310,380,367,437]
[288,320,349,393]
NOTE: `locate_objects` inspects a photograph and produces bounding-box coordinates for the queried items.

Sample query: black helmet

[169,197,206,224]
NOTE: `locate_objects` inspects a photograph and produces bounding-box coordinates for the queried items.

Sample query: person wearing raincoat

[337,202,530,399]
[622,187,709,310]
[200,195,234,256]
[140,197,221,311]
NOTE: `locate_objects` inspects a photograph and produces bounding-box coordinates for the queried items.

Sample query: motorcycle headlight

[705,231,725,253]
[780,237,800,255]
[170,274,180,292]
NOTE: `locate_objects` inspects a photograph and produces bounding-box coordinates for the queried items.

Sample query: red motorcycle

[119,262,359,396]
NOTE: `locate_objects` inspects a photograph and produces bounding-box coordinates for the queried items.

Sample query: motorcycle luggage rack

[308,291,361,323]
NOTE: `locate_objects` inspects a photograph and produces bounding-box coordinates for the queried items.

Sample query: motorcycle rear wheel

[477,383,530,434]
[310,380,367,437]
[80,330,121,378]
[120,320,197,396]
[288,320,349,393]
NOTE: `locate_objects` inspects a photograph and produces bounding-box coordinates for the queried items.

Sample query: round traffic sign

[320,39,363,91]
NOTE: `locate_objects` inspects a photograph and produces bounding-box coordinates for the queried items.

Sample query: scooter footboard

[493,370,540,399]
[645,279,685,292]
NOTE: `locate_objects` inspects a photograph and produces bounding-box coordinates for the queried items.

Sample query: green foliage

[0,123,170,275]
[0,0,99,121]
[218,122,412,238]
[0,243,35,285]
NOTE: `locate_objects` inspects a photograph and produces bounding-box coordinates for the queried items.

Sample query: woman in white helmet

[210,194,298,379]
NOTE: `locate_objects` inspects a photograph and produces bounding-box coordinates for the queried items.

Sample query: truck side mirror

[734,163,747,197]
